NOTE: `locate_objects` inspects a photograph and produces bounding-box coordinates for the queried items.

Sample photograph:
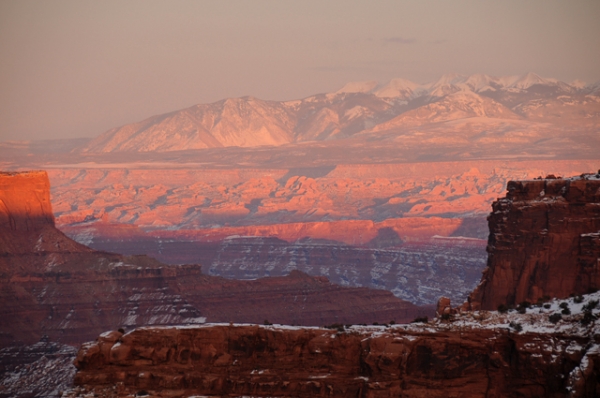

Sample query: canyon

[1,73,598,307]
[1,73,600,396]
[0,171,430,349]
[41,160,600,305]
[67,173,600,397]
[2,171,597,397]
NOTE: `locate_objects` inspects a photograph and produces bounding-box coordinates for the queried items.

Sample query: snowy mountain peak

[569,79,587,89]
[462,74,502,92]
[510,72,549,90]
[426,73,466,90]
[336,81,379,94]
[374,78,420,99]
[585,80,600,96]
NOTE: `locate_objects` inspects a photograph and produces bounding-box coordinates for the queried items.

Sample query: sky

[1,0,599,141]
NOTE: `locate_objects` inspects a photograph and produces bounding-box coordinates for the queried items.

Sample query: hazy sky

[1,0,599,141]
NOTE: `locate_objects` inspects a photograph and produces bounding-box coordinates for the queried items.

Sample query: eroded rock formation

[468,173,600,310]
[48,160,596,305]
[68,172,600,397]
[71,313,600,397]
[0,171,428,347]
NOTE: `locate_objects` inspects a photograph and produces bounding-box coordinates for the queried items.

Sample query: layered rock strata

[47,161,595,305]
[204,236,486,305]
[0,171,428,347]
[69,172,600,397]
[0,339,77,398]
[72,303,600,398]
[468,173,600,310]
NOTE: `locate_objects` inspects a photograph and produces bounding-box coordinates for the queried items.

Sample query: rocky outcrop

[0,171,428,347]
[54,171,600,397]
[468,173,600,310]
[71,305,600,398]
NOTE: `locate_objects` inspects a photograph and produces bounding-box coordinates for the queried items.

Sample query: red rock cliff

[468,173,600,310]
[71,321,600,398]
[0,171,54,231]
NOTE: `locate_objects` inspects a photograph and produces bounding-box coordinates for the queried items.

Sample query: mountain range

[81,72,600,153]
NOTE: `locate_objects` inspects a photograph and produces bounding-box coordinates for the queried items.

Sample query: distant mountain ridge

[82,72,600,153]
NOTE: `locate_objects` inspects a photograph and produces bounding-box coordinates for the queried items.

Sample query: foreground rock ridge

[69,173,600,397]
[468,172,600,311]
[0,171,429,347]
[71,292,600,398]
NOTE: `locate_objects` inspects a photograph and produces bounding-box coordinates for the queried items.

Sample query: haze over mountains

[79,72,600,156]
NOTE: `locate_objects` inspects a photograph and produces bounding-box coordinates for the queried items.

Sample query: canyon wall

[203,237,486,305]
[0,171,429,347]
[71,318,600,398]
[468,173,600,310]
[68,171,600,397]
[65,225,486,305]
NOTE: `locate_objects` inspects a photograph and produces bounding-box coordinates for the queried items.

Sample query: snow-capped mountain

[81,72,599,153]
[373,78,421,99]
[335,80,379,94]
[585,81,600,97]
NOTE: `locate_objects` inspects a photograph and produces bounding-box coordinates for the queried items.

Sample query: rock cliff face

[468,173,600,310]
[71,307,600,398]
[0,171,55,231]
[0,171,89,258]
[0,171,428,347]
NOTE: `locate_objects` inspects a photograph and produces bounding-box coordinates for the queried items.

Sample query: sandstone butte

[69,172,600,397]
[0,171,430,347]
[468,173,600,311]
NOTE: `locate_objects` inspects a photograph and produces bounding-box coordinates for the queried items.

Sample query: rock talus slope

[468,173,600,310]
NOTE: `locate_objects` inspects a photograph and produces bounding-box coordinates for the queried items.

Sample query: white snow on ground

[128,291,600,337]
[7,292,600,397]
[0,344,77,398]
